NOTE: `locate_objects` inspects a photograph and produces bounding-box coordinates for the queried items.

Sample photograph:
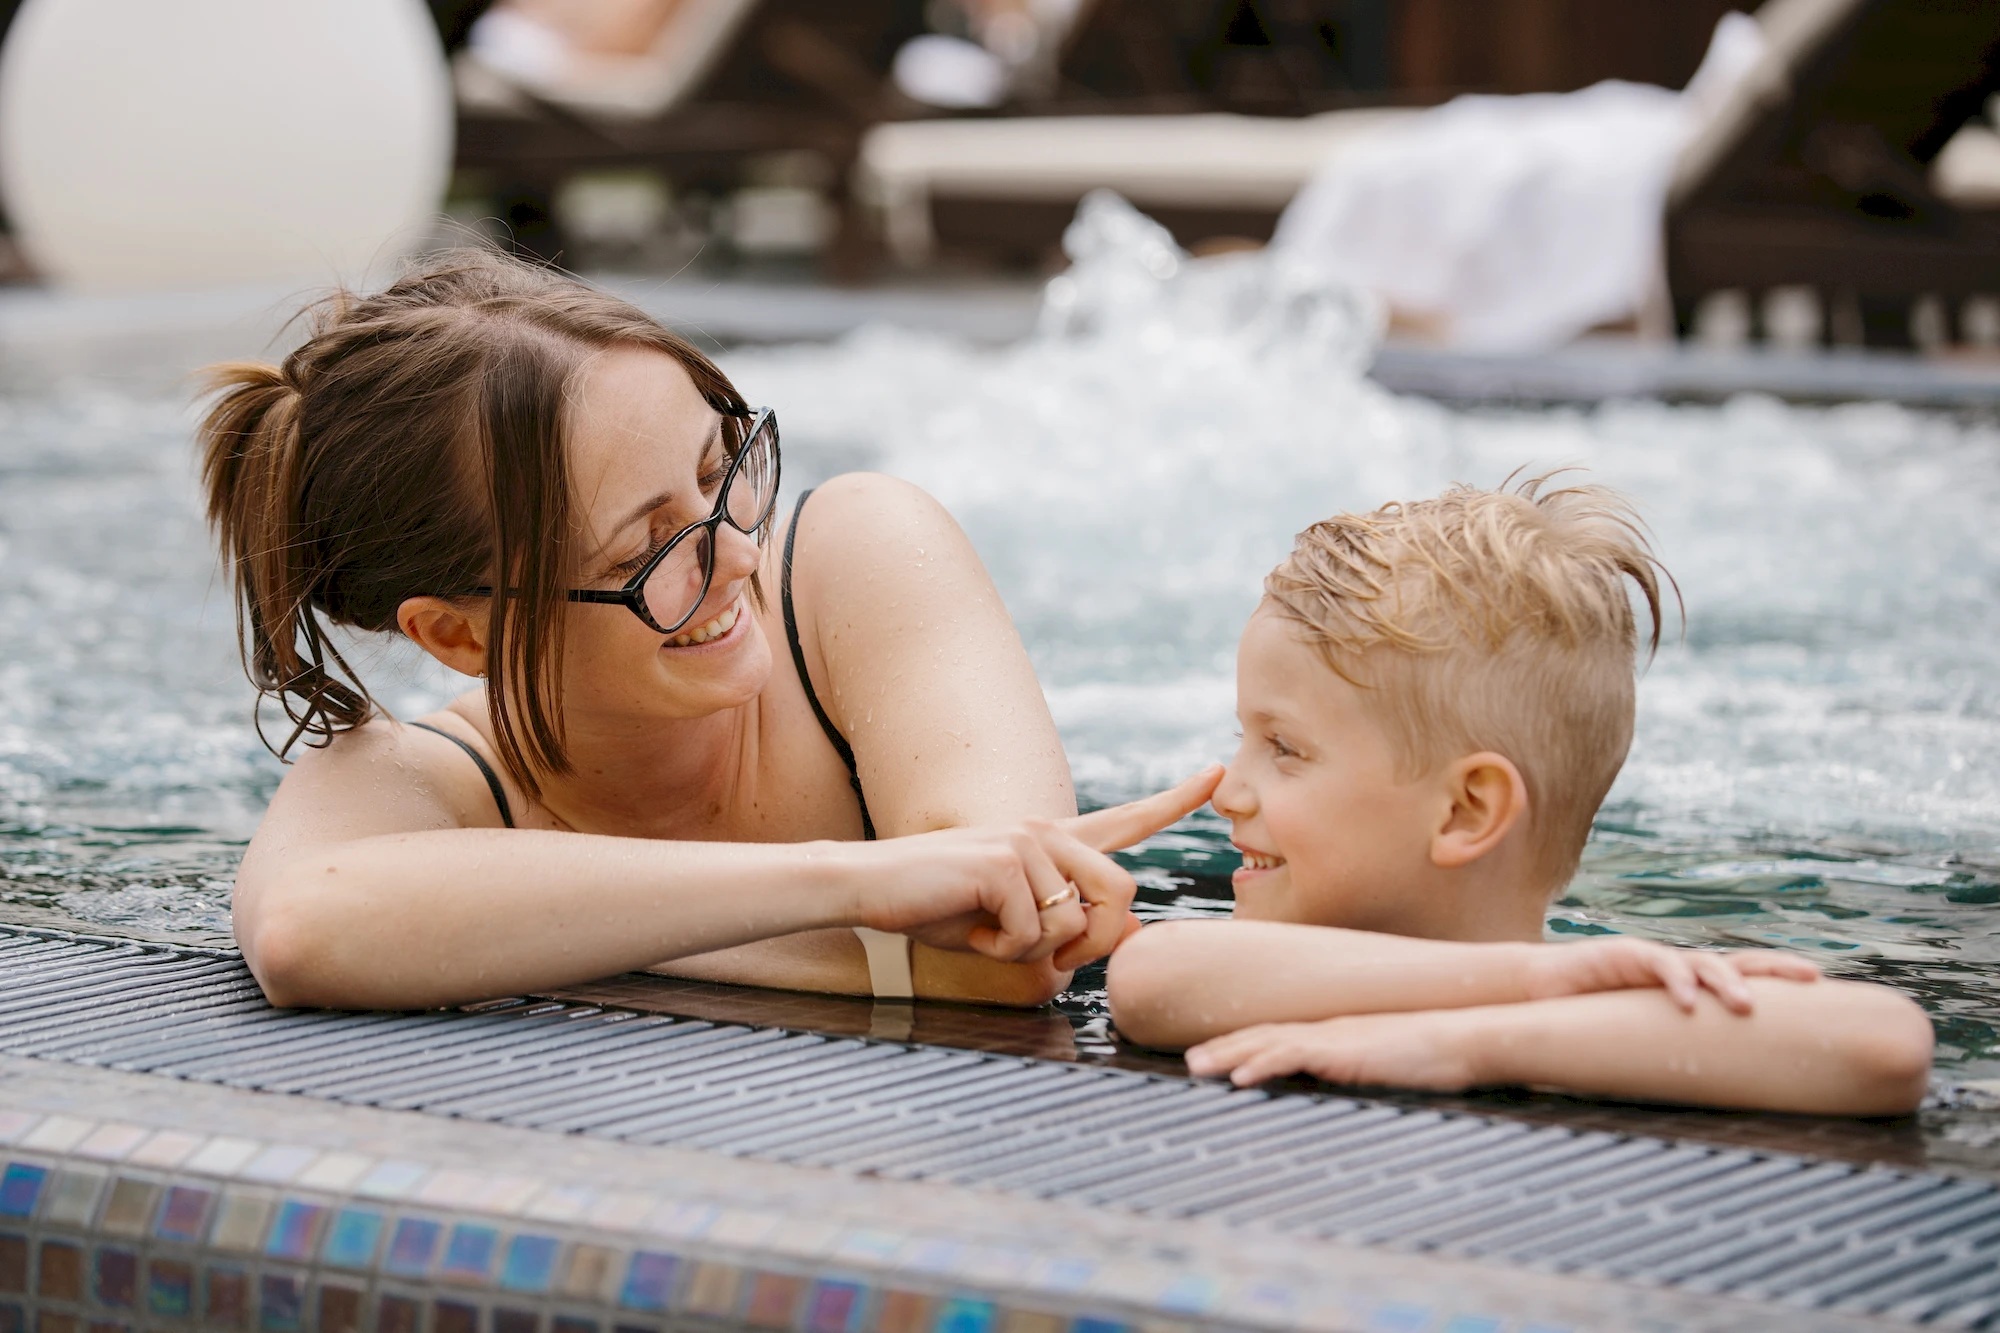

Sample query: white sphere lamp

[0,0,454,291]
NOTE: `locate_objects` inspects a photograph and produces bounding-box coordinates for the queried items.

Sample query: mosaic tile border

[0,1108,1472,1333]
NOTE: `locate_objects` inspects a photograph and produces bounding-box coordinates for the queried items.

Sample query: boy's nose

[1211,762,1256,819]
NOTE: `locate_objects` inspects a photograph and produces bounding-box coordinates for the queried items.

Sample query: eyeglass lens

[640,415,778,633]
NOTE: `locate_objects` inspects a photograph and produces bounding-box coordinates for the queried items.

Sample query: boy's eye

[1267,733,1299,758]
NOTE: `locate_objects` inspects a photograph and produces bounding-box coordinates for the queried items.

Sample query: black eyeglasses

[469,407,781,637]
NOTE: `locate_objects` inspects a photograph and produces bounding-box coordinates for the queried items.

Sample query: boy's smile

[1215,607,1440,932]
[1213,605,1545,942]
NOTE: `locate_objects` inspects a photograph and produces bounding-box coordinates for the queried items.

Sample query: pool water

[5,197,2000,1077]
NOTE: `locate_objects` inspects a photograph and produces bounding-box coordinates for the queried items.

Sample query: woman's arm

[234,718,1145,1011]
[1106,918,1817,1049]
[1183,979,1935,1117]
[737,472,1113,1003]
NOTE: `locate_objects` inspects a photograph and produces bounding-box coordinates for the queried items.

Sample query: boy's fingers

[1692,953,1754,1015]
[1063,765,1225,853]
[1653,952,1699,1012]
[1729,950,1821,981]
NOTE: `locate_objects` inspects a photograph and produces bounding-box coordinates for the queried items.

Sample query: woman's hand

[1187,1010,1481,1091]
[851,765,1224,969]
[1522,938,1820,1015]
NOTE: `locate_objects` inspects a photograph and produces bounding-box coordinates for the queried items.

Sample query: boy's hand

[1523,938,1820,1015]
[1187,1011,1480,1091]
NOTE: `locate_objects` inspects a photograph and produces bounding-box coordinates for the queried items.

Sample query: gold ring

[1037,884,1080,911]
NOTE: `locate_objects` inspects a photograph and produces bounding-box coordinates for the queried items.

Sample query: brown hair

[1264,473,1675,893]
[199,249,749,799]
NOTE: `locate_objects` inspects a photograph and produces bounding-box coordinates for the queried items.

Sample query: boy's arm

[1185,977,1935,1117]
[1105,918,1813,1050]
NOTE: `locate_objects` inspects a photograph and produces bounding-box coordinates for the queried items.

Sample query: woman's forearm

[237,829,857,1010]
[1108,919,1538,1048]
[1459,979,1934,1116]
[652,932,1074,1007]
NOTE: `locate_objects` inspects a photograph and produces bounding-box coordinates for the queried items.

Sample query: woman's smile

[664,596,745,650]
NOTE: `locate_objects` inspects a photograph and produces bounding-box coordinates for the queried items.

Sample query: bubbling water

[3,195,1999,1068]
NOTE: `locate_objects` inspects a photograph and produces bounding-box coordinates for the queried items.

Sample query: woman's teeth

[670,602,739,647]
[1240,851,1285,871]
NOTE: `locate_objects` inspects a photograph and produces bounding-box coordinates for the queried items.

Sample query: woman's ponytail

[199,359,371,758]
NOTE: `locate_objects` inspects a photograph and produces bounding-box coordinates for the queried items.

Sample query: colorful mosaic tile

[1440,1318,1506,1333]
[128,1132,201,1170]
[259,1271,305,1333]
[241,1147,316,1186]
[320,1209,384,1270]
[295,1154,370,1193]
[744,1272,805,1328]
[439,1223,498,1284]
[499,1234,560,1294]
[876,1290,934,1333]
[184,1138,260,1178]
[383,1219,443,1278]
[208,1194,272,1254]
[145,1257,193,1319]
[355,1161,428,1200]
[936,1297,998,1333]
[263,1201,325,1261]
[35,1242,82,1302]
[40,1171,104,1228]
[0,1301,19,1333]
[561,1244,615,1303]
[34,1314,76,1333]
[1366,1304,1433,1333]
[680,1261,742,1317]
[1069,1318,1129,1333]
[0,1236,24,1295]
[804,1278,866,1333]
[314,1282,364,1333]
[618,1252,679,1313]
[492,1305,539,1333]
[998,1313,1062,1333]
[432,1297,479,1333]
[0,1167,43,1220]
[89,1248,137,1310]
[0,1114,37,1146]
[72,1128,144,1165]
[551,1317,600,1333]
[96,1180,156,1239]
[376,1292,422,1333]
[152,1185,212,1244]
[20,1120,90,1155]
[203,1265,251,1329]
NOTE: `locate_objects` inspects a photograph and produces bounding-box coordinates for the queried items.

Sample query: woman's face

[560,347,774,723]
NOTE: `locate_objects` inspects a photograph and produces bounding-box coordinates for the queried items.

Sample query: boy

[1106,476,1933,1116]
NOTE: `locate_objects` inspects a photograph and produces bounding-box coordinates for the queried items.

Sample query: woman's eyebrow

[607,419,723,538]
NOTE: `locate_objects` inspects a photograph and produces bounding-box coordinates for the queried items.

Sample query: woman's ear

[397,596,490,679]
[1429,751,1529,870]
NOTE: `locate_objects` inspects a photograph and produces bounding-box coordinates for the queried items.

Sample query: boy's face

[1214,608,1450,934]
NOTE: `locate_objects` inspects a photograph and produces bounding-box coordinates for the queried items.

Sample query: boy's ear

[397,596,490,679]
[1429,751,1529,870]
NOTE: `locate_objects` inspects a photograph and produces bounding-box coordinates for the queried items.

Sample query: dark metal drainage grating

[1,925,1995,1326]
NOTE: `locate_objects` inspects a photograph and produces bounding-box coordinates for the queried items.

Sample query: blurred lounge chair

[858,108,1412,266]
[1666,0,2000,347]
[450,0,929,263]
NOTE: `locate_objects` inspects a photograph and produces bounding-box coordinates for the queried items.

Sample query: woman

[202,250,1216,1011]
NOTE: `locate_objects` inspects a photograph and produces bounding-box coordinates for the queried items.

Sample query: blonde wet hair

[1263,472,1673,893]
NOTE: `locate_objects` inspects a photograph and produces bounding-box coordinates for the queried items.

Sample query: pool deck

[0,926,1996,1331]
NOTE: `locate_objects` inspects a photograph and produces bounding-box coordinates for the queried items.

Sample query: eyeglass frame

[464,406,782,637]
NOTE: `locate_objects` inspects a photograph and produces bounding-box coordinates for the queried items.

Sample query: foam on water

[4,195,1999,1069]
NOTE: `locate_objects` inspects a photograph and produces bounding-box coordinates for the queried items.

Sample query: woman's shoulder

[787,473,968,580]
[266,696,511,833]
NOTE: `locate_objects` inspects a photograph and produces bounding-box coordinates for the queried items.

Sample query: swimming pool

[4,202,2000,1080]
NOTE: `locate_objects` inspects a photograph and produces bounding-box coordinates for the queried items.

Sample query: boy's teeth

[670,602,739,647]
[1240,851,1285,871]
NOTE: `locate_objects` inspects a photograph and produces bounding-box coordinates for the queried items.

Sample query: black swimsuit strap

[783,489,877,841]
[409,721,516,829]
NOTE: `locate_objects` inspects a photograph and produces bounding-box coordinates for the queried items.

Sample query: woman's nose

[711,521,762,584]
